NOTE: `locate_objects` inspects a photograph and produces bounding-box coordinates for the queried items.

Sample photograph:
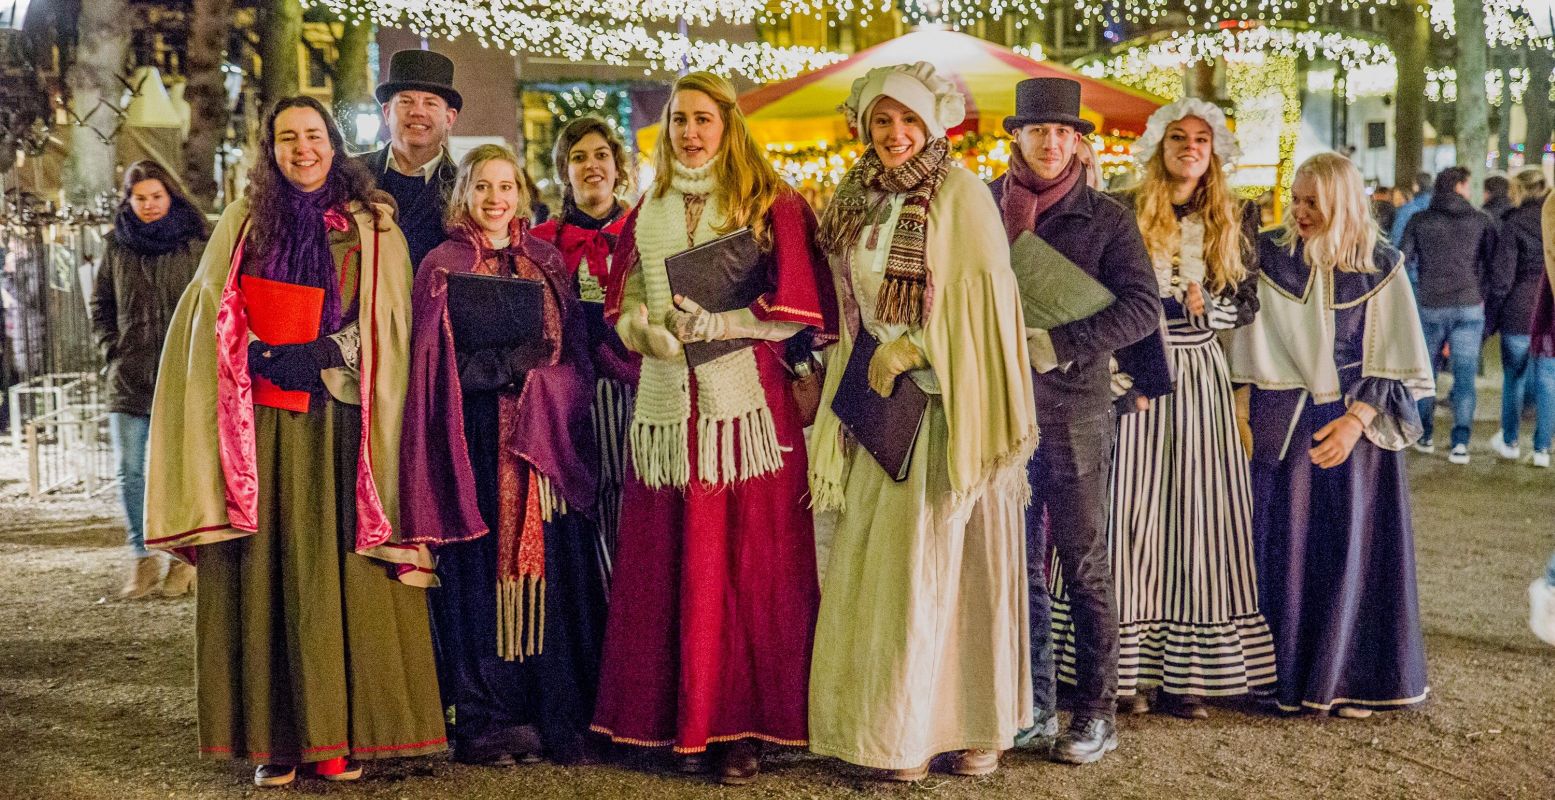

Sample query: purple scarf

[245,177,347,336]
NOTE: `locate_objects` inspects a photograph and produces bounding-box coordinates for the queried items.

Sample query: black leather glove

[456,341,553,392]
[249,337,345,393]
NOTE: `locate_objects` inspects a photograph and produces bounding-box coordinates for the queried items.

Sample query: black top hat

[1002,77,1093,136]
[375,50,463,111]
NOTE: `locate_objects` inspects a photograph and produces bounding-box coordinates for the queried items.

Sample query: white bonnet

[1132,97,1243,169]
[841,62,966,144]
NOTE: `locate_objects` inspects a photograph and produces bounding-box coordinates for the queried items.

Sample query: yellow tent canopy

[637,28,1165,152]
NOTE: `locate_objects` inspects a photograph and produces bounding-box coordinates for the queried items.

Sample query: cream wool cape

[144,198,434,585]
[807,165,1039,770]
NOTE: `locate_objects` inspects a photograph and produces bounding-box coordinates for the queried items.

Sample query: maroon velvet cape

[399,231,598,546]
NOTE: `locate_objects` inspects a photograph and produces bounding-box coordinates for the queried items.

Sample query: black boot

[1050,717,1117,765]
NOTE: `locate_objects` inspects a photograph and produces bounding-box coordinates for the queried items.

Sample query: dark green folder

[1009,231,1115,329]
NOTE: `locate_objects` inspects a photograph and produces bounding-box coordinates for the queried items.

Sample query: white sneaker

[1448,444,1470,465]
[1531,578,1555,646]
[1490,430,1521,461]
[1534,450,1551,469]
[1412,438,1436,455]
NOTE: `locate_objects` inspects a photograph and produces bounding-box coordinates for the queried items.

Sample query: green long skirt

[194,402,447,764]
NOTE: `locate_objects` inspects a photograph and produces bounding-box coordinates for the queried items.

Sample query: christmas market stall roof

[637,28,1166,151]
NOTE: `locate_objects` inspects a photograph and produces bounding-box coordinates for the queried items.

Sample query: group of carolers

[141,50,1440,788]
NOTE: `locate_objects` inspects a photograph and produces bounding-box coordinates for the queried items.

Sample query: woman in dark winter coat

[90,160,206,599]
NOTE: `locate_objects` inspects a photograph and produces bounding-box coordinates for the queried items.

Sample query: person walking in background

[1230,152,1434,719]
[806,62,1037,782]
[400,144,606,766]
[1398,166,1497,462]
[1487,169,1554,468]
[1483,173,1514,221]
[530,116,639,569]
[990,77,1164,765]
[144,96,446,787]
[91,160,207,599]
[1389,171,1432,245]
[1371,185,1397,236]
[357,49,461,269]
[589,71,835,786]
[1080,99,1275,721]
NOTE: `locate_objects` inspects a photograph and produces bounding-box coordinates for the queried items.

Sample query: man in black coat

[990,77,1164,766]
[1399,166,1498,463]
[357,49,461,270]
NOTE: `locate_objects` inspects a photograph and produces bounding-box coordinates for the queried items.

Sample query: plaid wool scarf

[818,137,951,326]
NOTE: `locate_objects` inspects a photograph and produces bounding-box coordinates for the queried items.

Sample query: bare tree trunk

[1526,48,1553,171]
[182,0,234,211]
[332,18,374,146]
[1389,1,1430,190]
[1496,64,1513,171]
[259,0,302,110]
[1455,0,1491,196]
[62,0,130,205]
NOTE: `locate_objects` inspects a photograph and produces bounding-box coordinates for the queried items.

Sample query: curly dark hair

[244,95,381,260]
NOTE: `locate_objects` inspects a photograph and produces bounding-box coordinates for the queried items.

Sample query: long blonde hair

[445,143,533,231]
[1275,152,1378,274]
[651,71,785,247]
[1134,147,1248,294]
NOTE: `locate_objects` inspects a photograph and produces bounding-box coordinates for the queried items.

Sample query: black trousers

[1027,411,1119,722]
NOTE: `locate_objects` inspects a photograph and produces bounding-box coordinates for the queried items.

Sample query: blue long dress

[1237,234,1431,714]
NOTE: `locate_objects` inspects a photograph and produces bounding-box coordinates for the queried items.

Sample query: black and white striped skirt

[1052,322,1276,697]
[591,377,634,588]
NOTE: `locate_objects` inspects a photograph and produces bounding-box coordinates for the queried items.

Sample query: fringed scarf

[628,160,788,489]
[817,137,951,327]
[451,216,567,661]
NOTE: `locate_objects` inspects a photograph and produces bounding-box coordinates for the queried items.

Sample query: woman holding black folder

[144,96,445,787]
[400,144,607,765]
[1050,100,1275,720]
[531,116,638,578]
[590,71,836,785]
[806,62,1038,781]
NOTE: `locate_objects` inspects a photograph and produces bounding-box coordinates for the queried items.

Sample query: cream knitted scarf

[629,160,786,489]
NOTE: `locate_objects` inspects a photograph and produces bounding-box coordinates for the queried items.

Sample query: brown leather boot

[949,748,1000,776]
[119,555,162,600]
[159,560,196,597]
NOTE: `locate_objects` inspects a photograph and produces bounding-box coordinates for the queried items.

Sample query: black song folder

[445,272,545,352]
[664,227,766,368]
[831,329,929,481]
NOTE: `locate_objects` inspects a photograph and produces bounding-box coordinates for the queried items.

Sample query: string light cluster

[307,0,846,81]
[1069,0,1398,31]
[1426,65,1553,104]
[1079,25,1393,77]
[1429,0,1555,46]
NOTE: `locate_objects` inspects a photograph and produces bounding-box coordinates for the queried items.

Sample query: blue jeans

[1417,305,1484,447]
[109,412,150,557]
[1499,334,1555,452]
[1546,549,1555,586]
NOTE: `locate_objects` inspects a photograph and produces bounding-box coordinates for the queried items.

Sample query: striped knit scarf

[818,137,951,326]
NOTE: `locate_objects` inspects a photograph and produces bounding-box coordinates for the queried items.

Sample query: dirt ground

[1,380,1553,800]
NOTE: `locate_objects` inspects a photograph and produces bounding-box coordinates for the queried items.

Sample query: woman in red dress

[590,71,834,785]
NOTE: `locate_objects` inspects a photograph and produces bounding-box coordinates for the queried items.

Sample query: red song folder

[241,274,325,413]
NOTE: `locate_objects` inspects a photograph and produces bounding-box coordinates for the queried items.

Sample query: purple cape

[399,232,598,545]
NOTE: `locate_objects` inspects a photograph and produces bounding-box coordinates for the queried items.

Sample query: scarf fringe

[807,423,850,512]
[496,575,546,662]
[630,418,690,489]
[535,473,567,522]
[697,405,787,485]
[945,430,1040,516]
[874,278,925,327]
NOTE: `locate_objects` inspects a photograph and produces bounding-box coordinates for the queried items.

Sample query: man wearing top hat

[989,77,1163,765]
[357,49,462,269]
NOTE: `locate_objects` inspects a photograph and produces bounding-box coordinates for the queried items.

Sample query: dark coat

[1399,191,1497,308]
[356,146,458,269]
[90,232,204,416]
[1487,197,1548,336]
[990,174,1165,424]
